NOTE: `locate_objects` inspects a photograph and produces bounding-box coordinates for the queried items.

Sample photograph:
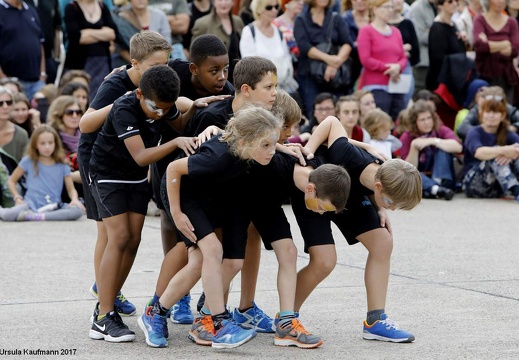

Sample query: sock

[238,305,253,313]
[366,309,385,325]
[212,311,228,331]
[200,306,211,316]
[151,301,169,316]
[430,185,439,195]
[98,311,114,322]
[278,310,295,327]
[149,293,160,306]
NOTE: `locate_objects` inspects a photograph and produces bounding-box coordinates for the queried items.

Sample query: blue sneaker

[90,283,136,316]
[212,319,257,349]
[362,313,415,343]
[144,297,169,339]
[171,295,194,324]
[232,302,275,333]
[138,306,168,348]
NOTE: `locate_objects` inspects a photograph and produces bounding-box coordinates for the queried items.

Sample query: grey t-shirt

[147,0,190,45]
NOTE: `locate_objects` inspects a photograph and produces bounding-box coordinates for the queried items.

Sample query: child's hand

[172,211,196,243]
[377,208,393,236]
[276,143,309,166]
[69,199,86,212]
[197,125,223,144]
[193,95,231,108]
[173,137,198,156]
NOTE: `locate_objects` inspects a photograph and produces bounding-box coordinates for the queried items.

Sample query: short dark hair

[314,92,335,107]
[233,56,277,93]
[59,81,89,97]
[190,35,228,66]
[139,65,180,103]
[309,164,351,212]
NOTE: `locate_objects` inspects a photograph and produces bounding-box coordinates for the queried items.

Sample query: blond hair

[363,108,392,139]
[129,31,172,62]
[47,95,80,133]
[375,159,422,210]
[272,89,302,127]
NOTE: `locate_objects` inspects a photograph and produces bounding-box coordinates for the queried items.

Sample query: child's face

[72,88,89,112]
[415,111,434,134]
[141,97,176,120]
[337,101,360,129]
[313,99,335,124]
[63,105,82,132]
[135,51,170,74]
[36,131,56,158]
[192,54,229,94]
[278,122,293,143]
[247,71,278,110]
[373,183,397,211]
[359,94,376,117]
[247,132,278,165]
[10,101,29,125]
[374,123,391,140]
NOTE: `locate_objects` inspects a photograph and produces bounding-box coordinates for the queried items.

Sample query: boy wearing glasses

[87,65,196,343]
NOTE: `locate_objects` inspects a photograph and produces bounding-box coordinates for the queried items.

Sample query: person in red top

[335,95,370,142]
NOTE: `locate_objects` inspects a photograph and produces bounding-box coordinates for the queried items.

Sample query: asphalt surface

[1,195,518,359]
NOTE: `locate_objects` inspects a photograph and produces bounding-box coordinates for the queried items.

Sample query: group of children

[2,29,424,350]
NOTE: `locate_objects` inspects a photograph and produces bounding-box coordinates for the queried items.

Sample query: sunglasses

[484,95,504,101]
[64,109,83,116]
[265,4,280,10]
[0,100,13,107]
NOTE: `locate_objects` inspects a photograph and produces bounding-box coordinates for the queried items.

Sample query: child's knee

[222,258,244,277]
[275,239,298,264]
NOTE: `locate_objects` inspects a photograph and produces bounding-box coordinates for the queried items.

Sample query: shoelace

[116,292,128,303]
[178,297,191,312]
[199,316,215,334]
[252,303,271,323]
[379,318,400,330]
[150,314,165,334]
[290,319,310,335]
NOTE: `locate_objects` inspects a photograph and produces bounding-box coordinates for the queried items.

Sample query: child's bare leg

[357,228,392,312]
[155,242,189,296]
[160,210,178,256]
[239,224,261,309]
[115,212,145,294]
[294,244,336,312]
[93,221,108,287]
[197,234,226,315]
[270,239,298,312]
[221,258,244,304]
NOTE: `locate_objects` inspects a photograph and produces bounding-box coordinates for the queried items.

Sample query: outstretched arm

[79,105,113,133]
[304,116,347,153]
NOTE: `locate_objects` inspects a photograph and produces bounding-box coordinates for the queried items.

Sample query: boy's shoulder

[91,69,136,110]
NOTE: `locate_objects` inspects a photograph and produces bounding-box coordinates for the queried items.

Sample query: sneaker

[90,302,100,324]
[171,295,194,324]
[274,311,299,326]
[90,283,136,316]
[437,186,454,201]
[89,311,135,342]
[211,319,257,349]
[274,318,323,349]
[362,313,415,343]
[232,302,275,333]
[145,297,169,339]
[16,210,44,221]
[196,292,205,313]
[188,315,214,346]
[138,306,168,348]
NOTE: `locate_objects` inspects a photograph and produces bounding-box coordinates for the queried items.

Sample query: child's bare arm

[169,95,231,133]
[79,105,113,133]
[7,166,25,205]
[124,135,197,167]
[166,158,196,242]
[304,116,347,153]
[64,175,85,210]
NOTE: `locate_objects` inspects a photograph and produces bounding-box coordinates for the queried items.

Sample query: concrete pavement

[1,196,518,359]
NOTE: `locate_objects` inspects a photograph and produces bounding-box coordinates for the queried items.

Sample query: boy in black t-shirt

[88,65,193,343]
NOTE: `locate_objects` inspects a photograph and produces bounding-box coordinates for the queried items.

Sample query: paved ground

[1,195,518,359]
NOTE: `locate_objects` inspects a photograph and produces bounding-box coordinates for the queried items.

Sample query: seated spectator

[32,84,59,123]
[0,125,84,222]
[59,82,90,113]
[462,95,519,200]
[400,100,462,200]
[457,86,519,140]
[0,86,29,163]
[335,95,370,141]
[298,92,336,143]
[0,78,24,95]
[353,89,376,126]
[59,69,91,90]
[9,93,41,137]
[363,108,402,158]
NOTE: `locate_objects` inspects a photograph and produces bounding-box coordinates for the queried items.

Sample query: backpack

[247,23,283,42]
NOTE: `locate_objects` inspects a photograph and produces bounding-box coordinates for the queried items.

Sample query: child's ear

[374,181,383,191]
[136,88,143,99]
[189,63,198,76]
[131,58,138,69]
[240,84,251,97]
[305,183,316,195]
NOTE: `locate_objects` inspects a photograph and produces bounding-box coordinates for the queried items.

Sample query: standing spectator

[506,0,519,23]
[273,0,304,68]
[400,100,462,200]
[462,96,519,200]
[0,0,47,100]
[454,0,482,51]
[409,0,437,95]
[294,0,352,118]
[0,86,29,163]
[238,0,254,25]
[148,0,190,60]
[357,0,407,121]
[192,0,244,84]
[342,0,370,89]
[473,0,519,105]
[63,0,117,101]
[26,0,63,85]
[426,0,466,92]
[182,0,212,59]
[240,0,298,92]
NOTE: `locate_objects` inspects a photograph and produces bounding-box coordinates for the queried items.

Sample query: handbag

[306,12,350,89]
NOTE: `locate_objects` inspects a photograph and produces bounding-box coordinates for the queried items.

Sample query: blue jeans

[19,79,45,100]
[421,149,456,192]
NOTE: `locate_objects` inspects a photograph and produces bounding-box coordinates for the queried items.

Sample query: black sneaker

[89,311,135,342]
[90,302,100,323]
[437,186,454,200]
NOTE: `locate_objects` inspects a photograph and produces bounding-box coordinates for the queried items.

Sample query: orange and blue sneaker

[138,306,168,348]
[362,313,415,343]
[90,283,136,316]
[188,315,214,346]
[211,319,257,349]
[232,301,275,333]
[274,318,323,349]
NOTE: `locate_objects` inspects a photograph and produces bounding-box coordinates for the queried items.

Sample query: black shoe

[436,186,454,200]
[196,292,206,313]
[89,311,135,342]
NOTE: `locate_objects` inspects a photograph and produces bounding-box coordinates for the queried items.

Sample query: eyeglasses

[0,100,13,107]
[484,95,504,101]
[265,4,280,11]
[315,107,335,113]
[64,109,83,116]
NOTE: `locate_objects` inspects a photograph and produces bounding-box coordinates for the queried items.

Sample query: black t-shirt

[78,69,136,166]
[90,91,179,181]
[182,96,235,137]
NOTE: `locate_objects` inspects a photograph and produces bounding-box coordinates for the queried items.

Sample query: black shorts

[292,192,382,253]
[78,162,100,221]
[90,175,150,219]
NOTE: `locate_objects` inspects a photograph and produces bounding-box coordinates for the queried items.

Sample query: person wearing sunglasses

[0,86,29,163]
